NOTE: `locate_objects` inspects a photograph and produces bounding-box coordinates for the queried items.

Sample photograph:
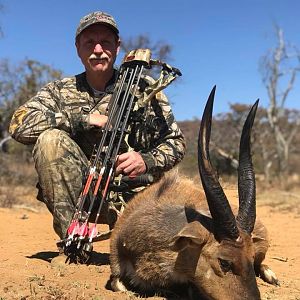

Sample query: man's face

[76,24,120,75]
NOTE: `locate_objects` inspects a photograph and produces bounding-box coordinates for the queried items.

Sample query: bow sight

[58,49,181,263]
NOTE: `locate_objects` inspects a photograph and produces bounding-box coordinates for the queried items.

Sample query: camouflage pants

[32,128,117,239]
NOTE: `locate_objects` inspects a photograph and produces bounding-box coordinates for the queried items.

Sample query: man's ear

[116,38,121,55]
[75,39,80,57]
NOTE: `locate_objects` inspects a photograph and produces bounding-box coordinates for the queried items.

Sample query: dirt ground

[0,187,299,300]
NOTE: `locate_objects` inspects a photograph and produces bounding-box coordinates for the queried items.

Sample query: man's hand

[87,112,108,127]
[116,151,146,177]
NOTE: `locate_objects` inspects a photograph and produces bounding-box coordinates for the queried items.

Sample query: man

[9,11,185,262]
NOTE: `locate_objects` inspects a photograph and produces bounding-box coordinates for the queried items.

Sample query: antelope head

[172,86,261,299]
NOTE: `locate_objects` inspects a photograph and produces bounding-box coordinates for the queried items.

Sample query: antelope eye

[218,258,232,273]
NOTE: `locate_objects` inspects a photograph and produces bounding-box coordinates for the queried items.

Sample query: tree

[259,26,300,185]
[120,34,172,62]
[225,103,278,184]
[0,59,62,140]
[120,34,172,77]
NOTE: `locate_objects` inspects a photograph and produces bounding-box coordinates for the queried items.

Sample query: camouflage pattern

[9,70,186,238]
[33,128,88,238]
[76,11,119,38]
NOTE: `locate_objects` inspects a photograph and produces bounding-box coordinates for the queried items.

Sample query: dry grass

[0,153,38,208]
[257,189,300,215]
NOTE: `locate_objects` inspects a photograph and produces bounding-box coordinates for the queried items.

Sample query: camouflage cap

[76,11,119,38]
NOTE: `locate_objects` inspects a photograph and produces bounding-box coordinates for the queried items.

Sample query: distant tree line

[179,103,300,188]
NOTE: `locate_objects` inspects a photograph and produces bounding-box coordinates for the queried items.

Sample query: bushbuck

[109,86,278,299]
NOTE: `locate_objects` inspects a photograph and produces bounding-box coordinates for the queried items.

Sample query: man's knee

[33,129,72,162]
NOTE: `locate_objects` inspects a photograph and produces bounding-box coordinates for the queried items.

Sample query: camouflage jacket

[9,70,186,177]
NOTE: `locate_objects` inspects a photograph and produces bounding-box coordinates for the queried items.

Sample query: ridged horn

[236,100,259,234]
[198,86,239,241]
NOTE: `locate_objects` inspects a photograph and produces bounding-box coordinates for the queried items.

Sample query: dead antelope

[109,86,278,299]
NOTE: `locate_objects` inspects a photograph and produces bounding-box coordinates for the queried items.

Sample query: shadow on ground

[26,251,110,265]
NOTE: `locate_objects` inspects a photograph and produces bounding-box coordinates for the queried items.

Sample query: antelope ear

[169,221,209,252]
[251,233,267,243]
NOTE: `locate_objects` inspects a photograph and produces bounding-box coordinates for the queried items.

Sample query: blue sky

[1,0,300,121]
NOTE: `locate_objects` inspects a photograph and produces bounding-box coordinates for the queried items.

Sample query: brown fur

[109,171,278,299]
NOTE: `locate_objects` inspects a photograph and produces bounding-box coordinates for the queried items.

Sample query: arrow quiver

[59,49,182,263]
